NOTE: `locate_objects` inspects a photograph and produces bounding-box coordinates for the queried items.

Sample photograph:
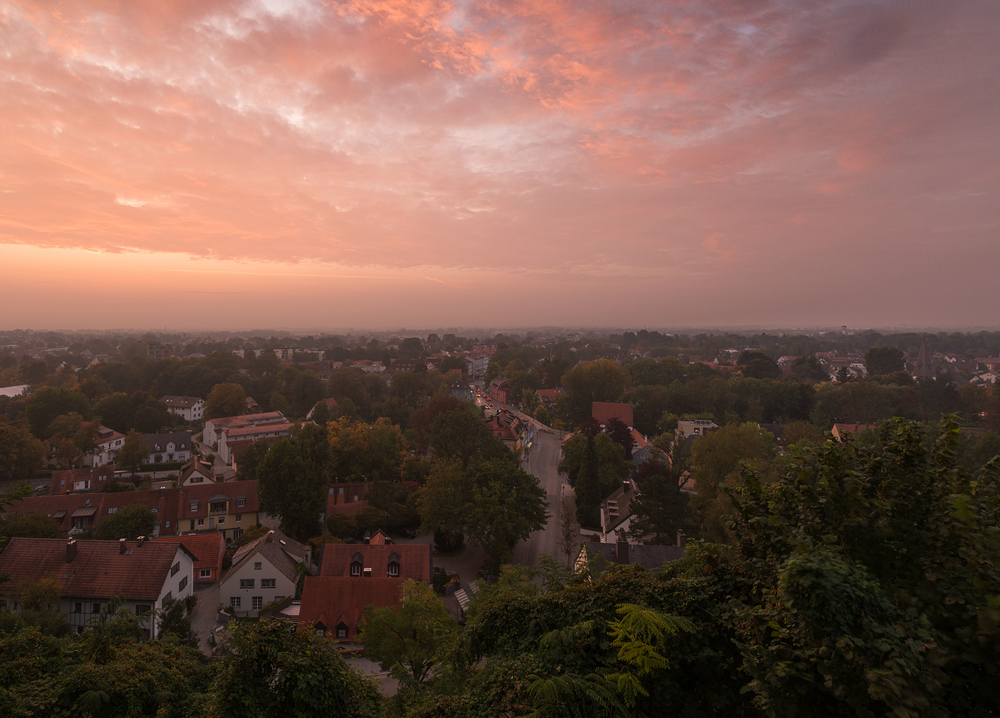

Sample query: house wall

[220,557,296,617]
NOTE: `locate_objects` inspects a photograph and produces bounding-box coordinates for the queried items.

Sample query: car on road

[398,529,416,539]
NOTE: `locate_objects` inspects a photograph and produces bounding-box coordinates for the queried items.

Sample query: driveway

[190,581,221,655]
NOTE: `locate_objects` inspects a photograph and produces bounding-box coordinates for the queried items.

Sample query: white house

[161,396,205,422]
[88,425,125,467]
[141,432,193,464]
[219,531,300,617]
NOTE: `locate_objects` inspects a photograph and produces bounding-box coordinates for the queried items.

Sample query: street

[515,428,567,568]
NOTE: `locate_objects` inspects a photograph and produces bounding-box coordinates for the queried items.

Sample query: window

[163,591,172,603]
[237,495,246,508]
[218,517,225,524]
[210,501,227,514]
[199,568,212,579]
[179,576,188,591]
[92,603,100,614]
[252,596,263,611]
[190,476,203,483]
[190,500,199,512]
[74,602,82,613]
[197,518,205,527]
[240,579,255,589]
[350,562,361,576]
[107,507,117,514]
[388,562,399,577]
[190,520,196,531]
[236,514,242,522]
[135,604,151,616]
[233,528,243,539]
[230,596,241,609]
[165,521,170,528]
[171,561,180,577]
[336,623,348,639]
[254,562,262,571]
[261,578,276,589]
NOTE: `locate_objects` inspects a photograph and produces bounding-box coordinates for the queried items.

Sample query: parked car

[398,529,416,539]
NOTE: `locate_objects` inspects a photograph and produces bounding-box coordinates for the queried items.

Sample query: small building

[576,533,687,575]
[50,465,116,495]
[178,457,216,486]
[600,479,638,542]
[487,377,510,405]
[219,531,300,617]
[161,396,205,422]
[831,424,875,443]
[676,419,718,439]
[0,537,195,637]
[176,480,259,542]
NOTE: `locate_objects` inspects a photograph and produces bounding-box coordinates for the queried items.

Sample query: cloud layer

[1,0,998,328]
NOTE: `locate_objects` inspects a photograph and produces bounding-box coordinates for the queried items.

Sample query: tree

[236,439,272,482]
[787,355,829,383]
[95,505,156,540]
[736,351,781,380]
[256,436,325,540]
[210,618,383,718]
[23,387,91,438]
[864,346,906,377]
[0,421,46,481]
[688,422,776,542]
[557,495,580,568]
[559,433,631,528]
[465,458,549,566]
[157,595,199,648]
[628,437,691,545]
[560,359,631,425]
[205,382,247,420]
[358,579,457,686]
[727,418,1000,716]
[0,512,64,541]
[116,429,149,476]
[417,459,471,540]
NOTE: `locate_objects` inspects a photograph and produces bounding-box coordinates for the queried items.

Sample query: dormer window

[388,552,400,577]
[350,552,364,577]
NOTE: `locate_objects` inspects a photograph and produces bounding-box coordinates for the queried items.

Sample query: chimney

[66,539,77,563]
[136,536,144,547]
[616,540,629,565]
[119,538,127,554]
[676,530,686,549]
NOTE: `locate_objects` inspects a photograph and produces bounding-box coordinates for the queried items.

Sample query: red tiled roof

[0,538,186,601]
[7,494,106,532]
[176,480,258,520]
[152,532,226,578]
[298,576,404,635]
[319,543,431,581]
[225,422,294,439]
[592,402,634,428]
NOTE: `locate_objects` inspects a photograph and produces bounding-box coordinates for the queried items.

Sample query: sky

[1,0,998,331]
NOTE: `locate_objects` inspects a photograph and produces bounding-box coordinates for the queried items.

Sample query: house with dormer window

[297,531,431,640]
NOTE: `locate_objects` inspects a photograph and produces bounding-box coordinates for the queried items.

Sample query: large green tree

[559,359,631,425]
[864,345,906,377]
[358,579,456,686]
[210,618,383,718]
[465,458,549,566]
[205,383,247,420]
[688,422,776,542]
[0,421,46,481]
[559,432,631,528]
[256,435,326,540]
[116,429,149,476]
[727,417,1000,716]
[95,505,156,540]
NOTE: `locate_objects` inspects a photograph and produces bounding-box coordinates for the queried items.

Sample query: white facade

[220,550,297,617]
[60,545,194,638]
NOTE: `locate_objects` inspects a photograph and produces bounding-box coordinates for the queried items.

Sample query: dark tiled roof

[298,576,404,633]
[141,432,192,453]
[0,538,186,601]
[581,542,685,572]
[319,543,431,581]
[224,532,299,585]
[161,396,202,408]
[176,480,258,520]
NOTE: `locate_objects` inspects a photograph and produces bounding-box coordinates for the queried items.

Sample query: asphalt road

[516,427,569,569]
